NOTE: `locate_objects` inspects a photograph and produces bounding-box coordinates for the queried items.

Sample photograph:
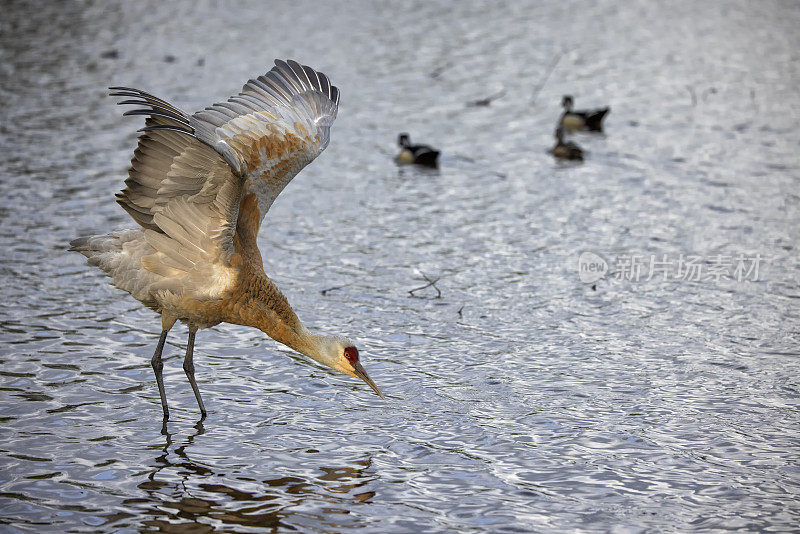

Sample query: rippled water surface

[2,1,799,531]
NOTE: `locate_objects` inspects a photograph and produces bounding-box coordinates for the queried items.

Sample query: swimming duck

[396,133,440,168]
[549,127,584,160]
[560,95,609,132]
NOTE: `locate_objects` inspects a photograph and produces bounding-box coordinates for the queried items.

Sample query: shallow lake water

[1,1,799,532]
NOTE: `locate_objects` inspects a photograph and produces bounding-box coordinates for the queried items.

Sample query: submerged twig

[467,88,506,107]
[701,87,717,102]
[321,282,354,296]
[686,85,697,107]
[531,51,564,106]
[430,62,454,79]
[408,272,442,299]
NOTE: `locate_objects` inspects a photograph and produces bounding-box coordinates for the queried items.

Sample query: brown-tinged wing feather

[111,89,244,281]
[109,59,338,294]
[190,59,339,226]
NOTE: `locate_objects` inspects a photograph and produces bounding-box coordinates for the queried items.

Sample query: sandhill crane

[71,59,384,420]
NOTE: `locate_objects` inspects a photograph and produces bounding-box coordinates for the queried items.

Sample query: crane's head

[313,335,385,399]
[341,345,385,399]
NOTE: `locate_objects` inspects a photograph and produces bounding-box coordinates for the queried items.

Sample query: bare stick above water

[531,51,564,106]
[409,273,442,299]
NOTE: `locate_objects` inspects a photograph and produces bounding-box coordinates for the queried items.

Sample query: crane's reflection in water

[125,421,377,530]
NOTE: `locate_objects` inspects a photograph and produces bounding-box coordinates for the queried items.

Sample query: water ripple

[1,0,800,532]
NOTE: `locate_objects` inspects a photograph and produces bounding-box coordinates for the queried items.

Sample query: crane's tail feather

[69,230,160,306]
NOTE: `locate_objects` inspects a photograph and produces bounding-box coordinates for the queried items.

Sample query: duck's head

[561,95,574,110]
[398,133,411,148]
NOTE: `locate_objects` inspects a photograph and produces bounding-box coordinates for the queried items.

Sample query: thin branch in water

[321,282,353,296]
[686,85,697,107]
[467,88,506,107]
[408,273,442,299]
[531,51,564,106]
[457,305,464,317]
[430,62,454,79]
[701,87,717,102]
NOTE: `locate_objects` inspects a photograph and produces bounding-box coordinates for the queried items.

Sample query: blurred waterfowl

[549,127,584,160]
[560,95,610,132]
[71,59,384,421]
[396,133,440,168]
[466,88,506,107]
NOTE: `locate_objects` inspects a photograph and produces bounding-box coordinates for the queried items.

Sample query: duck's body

[71,60,383,421]
[560,95,609,132]
[396,133,440,168]
[549,127,584,160]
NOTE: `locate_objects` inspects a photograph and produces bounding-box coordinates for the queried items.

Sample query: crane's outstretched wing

[111,90,244,294]
[110,60,338,296]
[191,59,339,222]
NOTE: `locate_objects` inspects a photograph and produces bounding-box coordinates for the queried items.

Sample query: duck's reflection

[125,419,377,530]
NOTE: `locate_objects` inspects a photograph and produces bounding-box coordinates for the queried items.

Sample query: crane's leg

[151,330,170,420]
[183,328,207,417]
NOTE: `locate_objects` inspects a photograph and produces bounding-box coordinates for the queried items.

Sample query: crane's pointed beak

[352,362,385,399]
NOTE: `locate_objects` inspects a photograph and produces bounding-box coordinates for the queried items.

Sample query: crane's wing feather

[112,89,245,295]
[190,59,339,222]
[110,60,338,297]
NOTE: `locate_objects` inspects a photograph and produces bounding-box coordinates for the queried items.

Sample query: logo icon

[578,251,608,283]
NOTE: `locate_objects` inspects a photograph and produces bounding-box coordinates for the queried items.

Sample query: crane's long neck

[227,190,320,360]
[229,194,337,366]
[229,267,333,365]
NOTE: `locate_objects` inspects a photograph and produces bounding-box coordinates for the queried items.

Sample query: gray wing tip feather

[123,108,188,123]
[188,59,340,157]
[271,58,339,106]
[110,86,193,129]
[138,124,194,135]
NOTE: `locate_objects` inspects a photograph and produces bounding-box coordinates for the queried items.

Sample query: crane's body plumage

[71,60,383,420]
